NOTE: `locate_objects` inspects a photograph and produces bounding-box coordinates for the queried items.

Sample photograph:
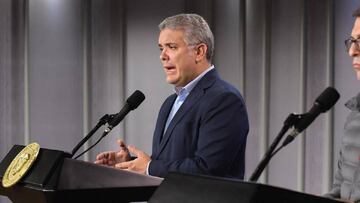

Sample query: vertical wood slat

[0,0,12,159]
[239,0,246,95]
[120,0,127,143]
[259,0,271,184]
[323,0,335,193]
[297,0,307,192]
[82,0,91,161]
[24,0,30,145]
[0,0,26,158]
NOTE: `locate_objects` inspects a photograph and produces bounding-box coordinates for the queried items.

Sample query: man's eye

[169,45,177,49]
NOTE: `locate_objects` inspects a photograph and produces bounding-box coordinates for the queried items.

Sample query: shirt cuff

[146,160,151,175]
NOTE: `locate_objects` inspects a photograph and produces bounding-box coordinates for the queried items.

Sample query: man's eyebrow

[351,34,360,39]
[159,43,177,47]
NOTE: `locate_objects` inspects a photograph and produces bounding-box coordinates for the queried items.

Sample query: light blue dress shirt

[163,65,215,134]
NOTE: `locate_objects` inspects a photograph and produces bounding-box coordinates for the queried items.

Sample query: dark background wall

[1,0,360,202]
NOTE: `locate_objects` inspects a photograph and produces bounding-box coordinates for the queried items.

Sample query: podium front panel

[149,172,342,203]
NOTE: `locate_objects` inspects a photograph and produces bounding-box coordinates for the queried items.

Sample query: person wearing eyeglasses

[325,8,360,202]
[95,13,249,179]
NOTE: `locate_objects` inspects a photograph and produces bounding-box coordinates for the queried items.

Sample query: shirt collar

[345,92,360,111]
[174,65,215,96]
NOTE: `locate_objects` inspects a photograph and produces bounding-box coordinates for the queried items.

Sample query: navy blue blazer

[149,69,249,179]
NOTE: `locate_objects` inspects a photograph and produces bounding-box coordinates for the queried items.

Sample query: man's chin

[166,77,177,85]
[356,71,360,80]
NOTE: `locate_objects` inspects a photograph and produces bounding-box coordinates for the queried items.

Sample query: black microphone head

[126,90,145,110]
[315,87,340,112]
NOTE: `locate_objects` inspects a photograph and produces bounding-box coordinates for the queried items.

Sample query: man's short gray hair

[159,13,214,62]
[354,8,360,17]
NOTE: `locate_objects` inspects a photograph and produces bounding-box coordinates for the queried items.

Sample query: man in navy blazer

[95,13,249,180]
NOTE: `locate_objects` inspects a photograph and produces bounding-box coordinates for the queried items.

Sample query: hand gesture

[94,139,131,167]
[115,145,151,174]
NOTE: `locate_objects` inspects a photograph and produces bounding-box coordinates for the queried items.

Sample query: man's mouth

[164,65,176,73]
[353,63,360,69]
[353,57,360,69]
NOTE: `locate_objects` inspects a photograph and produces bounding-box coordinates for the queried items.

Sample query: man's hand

[94,139,131,167]
[115,145,151,174]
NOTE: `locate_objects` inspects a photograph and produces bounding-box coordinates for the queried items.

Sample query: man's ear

[195,43,208,62]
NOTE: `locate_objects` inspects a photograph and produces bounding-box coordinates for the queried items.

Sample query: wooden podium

[0,145,162,203]
[1,145,345,203]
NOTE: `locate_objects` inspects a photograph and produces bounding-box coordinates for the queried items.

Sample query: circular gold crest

[2,142,40,188]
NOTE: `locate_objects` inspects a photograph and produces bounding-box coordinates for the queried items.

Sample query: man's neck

[196,61,212,75]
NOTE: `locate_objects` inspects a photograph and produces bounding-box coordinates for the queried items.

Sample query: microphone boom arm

[249,113,304,182]
[71,114,113,158]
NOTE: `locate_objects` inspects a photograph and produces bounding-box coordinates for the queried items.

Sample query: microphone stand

[71,114,114,158]
[249,113,304,182]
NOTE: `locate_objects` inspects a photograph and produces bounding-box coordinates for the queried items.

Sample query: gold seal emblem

[2,142,40,188]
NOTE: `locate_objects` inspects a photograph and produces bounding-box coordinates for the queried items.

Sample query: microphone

[282,87,340,146]
[105,90,145,132]
[71,90,145,158]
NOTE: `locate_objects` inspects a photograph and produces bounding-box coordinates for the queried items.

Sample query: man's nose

[160,49,168,61]
[349,43,359,57]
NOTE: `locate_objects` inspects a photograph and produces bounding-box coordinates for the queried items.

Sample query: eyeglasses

[345,37,360,52]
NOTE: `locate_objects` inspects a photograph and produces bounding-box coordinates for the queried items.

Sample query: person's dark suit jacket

[149,69,249,179]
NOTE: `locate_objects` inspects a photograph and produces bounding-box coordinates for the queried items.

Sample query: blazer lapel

[155,69,218,159]
[152,94,176,157]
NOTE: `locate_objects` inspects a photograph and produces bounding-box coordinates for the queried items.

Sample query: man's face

[350,17,360,80]
[158,28,198,87]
